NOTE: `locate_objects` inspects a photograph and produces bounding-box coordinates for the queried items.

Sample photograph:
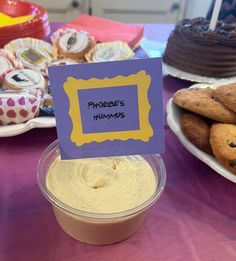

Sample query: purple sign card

[48,57,164,159]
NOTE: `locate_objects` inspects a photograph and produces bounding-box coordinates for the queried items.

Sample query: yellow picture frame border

[63,70,153,147]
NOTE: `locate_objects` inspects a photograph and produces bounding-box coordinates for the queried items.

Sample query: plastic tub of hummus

[37,140,166,245]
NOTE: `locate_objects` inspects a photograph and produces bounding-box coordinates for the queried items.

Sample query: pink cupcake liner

[0,91,41,126]
[0,49,23,81]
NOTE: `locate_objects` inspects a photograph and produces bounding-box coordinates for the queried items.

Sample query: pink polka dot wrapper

[0,91,41,126]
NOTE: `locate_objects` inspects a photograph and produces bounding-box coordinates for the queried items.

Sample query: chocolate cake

[163,17,236,78]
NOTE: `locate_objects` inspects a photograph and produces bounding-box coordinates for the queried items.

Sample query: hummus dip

[46,155,157,214]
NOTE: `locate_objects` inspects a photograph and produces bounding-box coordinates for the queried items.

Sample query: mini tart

[85,41,134,62]
[4,38,57,58]
[0,49,23,81]
[0,90,41,126]
[2,69,46,95]
[16,47,51,70]
[4,38,57,70]
[58,31,95,60]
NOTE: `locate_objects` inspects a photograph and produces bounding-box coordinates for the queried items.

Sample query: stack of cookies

[173,83,236,175]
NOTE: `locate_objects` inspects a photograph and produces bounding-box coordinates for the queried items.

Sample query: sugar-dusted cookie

[173,87,236,124]
[181,112,213,155]
[214,83,236,113]
[210,123,236,175]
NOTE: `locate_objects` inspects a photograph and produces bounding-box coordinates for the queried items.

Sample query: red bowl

[0,0,39,17]
[0,25,50,40]
[0,0,50,47]
[0,18,50,35]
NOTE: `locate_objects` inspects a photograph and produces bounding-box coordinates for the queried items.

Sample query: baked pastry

[210,123,236,174]
[163,17,236,78]
[181,112,213,155]
[2,68,46,95]
[4,38,57,72]
[16,47,51,70]
[0,49,23,81]
[173,87,236,123]
[214,83,236,113]
[58,31,95,61]
[85,41,134,62]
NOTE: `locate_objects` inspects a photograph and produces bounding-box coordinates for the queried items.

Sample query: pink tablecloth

[1,24,236,261]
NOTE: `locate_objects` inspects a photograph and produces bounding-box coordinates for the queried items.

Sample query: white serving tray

[166,83,236,183]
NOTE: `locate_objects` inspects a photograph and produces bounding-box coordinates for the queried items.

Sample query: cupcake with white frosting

[85,41,134,63]
[2,68,46,96]
[52,28,95,61]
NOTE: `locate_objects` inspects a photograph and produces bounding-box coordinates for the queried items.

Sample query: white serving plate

[0,116,56,137]
[163,63,236,84]
[166,83,236,183]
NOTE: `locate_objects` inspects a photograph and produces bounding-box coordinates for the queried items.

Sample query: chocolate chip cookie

[173,87,236,124]
[215,83,236,113]
[210,123,236,174]
[181,112,213,155]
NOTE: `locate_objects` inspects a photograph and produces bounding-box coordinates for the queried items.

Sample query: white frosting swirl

[46,156,157,213]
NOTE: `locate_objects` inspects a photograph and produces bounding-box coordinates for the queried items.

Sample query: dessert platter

[0,6,137,137]
[166,82,236,183]
[163,18,236,84]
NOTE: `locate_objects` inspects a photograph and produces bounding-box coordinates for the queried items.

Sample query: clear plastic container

[37,140,166,245]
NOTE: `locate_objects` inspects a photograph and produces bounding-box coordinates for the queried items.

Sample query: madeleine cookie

[214,83,236,113]
[210,123,236,174]
[173,87,236,124]
[181,112,213,155]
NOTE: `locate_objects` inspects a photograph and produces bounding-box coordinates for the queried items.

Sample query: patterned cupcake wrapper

[4,38,57,60]
[0,49,24,81]
[0,90,41,126]
[85,41,134,63]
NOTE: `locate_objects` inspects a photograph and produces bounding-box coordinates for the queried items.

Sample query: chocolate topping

[229,141,236,147]
[229,160,236,168]
[175,18,236,46]
[163,17,236,78]
[67,33,77,51]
